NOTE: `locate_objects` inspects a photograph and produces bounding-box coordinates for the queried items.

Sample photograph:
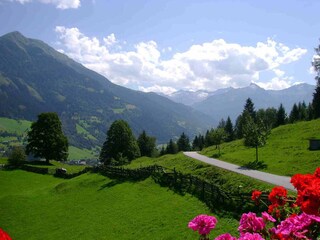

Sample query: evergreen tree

[289,103,300,123]
[99,120,140,165]
[276,104,287,127]
[159,146,166,156]
[217,118,226,129]
[312,42,320,118]
[26,112,68,163]
[298,101,307,121]
[224,116,234,142]
[166,139,178,154]
[307,103,314,120]
[177,132,191,151]
[244,98,256,120]
[192,134,205,151]
[137,130,156,157]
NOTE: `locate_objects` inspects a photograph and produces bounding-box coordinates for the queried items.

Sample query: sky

[0,0,319,94]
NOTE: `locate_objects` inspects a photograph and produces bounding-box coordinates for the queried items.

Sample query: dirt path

[183,151,296,191]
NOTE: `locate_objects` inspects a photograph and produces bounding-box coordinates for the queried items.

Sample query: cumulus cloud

[54,26,307,94]
[10,0,80,9]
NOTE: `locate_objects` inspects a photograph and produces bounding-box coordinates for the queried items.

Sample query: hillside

[201,119,320,176]
[0,31,214,148]
[0,170,239,239]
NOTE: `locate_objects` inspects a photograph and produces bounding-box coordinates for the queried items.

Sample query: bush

[8,146,26,166]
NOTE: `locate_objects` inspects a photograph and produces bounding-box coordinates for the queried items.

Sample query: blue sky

[0,0,319,94]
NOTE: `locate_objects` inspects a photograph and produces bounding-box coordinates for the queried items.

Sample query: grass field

[0,170,239,240]
[25,160,87,174]
[0,117,98,161]
[0,117,31,133]
[201,119,320,176]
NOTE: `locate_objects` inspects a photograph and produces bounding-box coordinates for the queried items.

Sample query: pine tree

[224,116,234,142]
[137,130,156,157]
[244,98,256,120]
[177,132,191,151]
[276,104,287,127]
[166,139,178,154]
[289,103,300,123]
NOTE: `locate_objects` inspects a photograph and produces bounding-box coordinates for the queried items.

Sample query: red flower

[268,186,287,206]
[0,229,11,240]
[251,190,262,205]
[314,167,320,178]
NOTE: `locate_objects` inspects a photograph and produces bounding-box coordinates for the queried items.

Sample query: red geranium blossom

[251,190,262,205]
[0,229,11,240]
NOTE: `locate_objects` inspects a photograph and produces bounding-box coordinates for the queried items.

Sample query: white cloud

[10,0,80,9]
[54,26,308,94]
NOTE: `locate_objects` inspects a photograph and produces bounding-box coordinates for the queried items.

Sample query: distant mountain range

[0,31,214,148]
[164,83,315,122]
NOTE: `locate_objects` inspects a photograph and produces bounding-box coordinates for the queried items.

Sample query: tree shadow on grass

[98,179,126,191]
[241,160,268,170]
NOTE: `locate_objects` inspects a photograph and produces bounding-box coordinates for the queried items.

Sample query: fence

[95,164,269,214]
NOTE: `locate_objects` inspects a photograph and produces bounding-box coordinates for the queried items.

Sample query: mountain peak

[248,82,261,89]
[2,31,27,41]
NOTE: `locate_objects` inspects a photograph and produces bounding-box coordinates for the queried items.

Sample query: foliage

[242,115,270,162]
[276,104,287,127]
[177,132,191,151]
[224,116,234,142]
[26,112,68,163]
[192,134,205,151]
[166,139,179,154]
[99,120,140,165]
[137,130,157,157]
[8,146,26,166]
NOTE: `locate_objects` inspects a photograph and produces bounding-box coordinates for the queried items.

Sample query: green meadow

[201,119,320,176]
[0,170,238,240]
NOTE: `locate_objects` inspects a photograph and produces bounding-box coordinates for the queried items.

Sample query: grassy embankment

[0,117,96,160]
[201,119,320,176]
[0,170,239,240]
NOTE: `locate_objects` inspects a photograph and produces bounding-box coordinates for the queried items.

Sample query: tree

[243,115,270,162]
[192,134,205,151]
[211,128,227,156]
[166,139,178,154]
[26,112,68,163]
[312,42,320,118]
[276,104,287,127]
[177,132,191,151]
[137,130,157,157]
[244,98,256,120]
[256,108,277,129]
[99,120,140,165]
[8,146,26,166]
[289,103,300,123]
[224,116,234,142]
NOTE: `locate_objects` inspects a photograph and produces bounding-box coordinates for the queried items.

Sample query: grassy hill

[0,117,97,160]
[0,170,239,239]
[201,119,320,176]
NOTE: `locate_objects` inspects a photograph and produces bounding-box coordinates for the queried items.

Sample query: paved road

[183,152,296,191]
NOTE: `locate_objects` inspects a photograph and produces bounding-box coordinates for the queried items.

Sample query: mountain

[0,31,214,148]
[165,88,234,106]
[192,83,315,122]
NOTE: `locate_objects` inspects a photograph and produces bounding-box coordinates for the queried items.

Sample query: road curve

[183,151,296,191]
